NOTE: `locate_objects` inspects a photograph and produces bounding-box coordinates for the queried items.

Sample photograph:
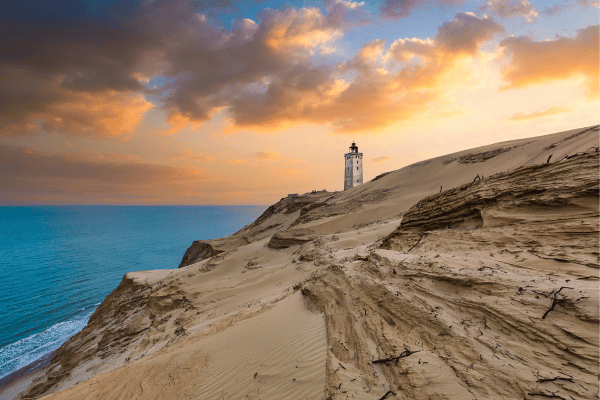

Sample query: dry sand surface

[10,125,599,400]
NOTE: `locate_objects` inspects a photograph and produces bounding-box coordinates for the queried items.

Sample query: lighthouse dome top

[349,142,359,153]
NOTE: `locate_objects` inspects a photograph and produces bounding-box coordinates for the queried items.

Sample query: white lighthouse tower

[344,142,363,190]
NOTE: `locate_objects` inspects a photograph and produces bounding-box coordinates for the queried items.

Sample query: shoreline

[0,205,267,399]
[0,351,54,400]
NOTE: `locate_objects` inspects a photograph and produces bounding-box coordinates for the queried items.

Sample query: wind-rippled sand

[11,125,599,400]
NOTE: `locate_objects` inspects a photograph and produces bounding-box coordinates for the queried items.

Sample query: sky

[1,0,598,205]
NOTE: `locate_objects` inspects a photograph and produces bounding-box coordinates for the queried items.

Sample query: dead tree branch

[378,390,394,400]
[372,349,420,364]
[407,234,425,253]
[527,392,566,399]
[536,376,573,383]
[542,287,573,319]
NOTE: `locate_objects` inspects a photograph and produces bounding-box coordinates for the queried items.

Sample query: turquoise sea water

[0,206,266,380]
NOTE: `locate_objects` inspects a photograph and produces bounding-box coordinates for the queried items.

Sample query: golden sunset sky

[1,0,598,204]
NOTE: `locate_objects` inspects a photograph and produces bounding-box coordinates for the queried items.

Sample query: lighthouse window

[356,166,358,170]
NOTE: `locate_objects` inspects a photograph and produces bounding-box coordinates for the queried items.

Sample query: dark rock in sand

[178,241,224,268]
[267,228,316,249]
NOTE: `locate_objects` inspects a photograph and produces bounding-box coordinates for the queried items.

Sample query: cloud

[324,0,370,27]
[0,73,153,138]
[158,2,368,133]
[259,7,342,51]
[576,0,600,5]
[171,150,216,162]
[229,13,505,133]
[0,0,183,137]
[380,0,464,19]
[435,12,505,55]
[0,145,205,204]
[227,159,249,164]
[579,0,600,5]
[372,155,391,164]
[500,25,599,96]
[1,0,369,138]
[509,105,573,121]
[282,168,304,176]
[347,39,387,69]
[386,12,504,66]
[481,0,538,22]
[0,0,509,137]
[542,0,599,16]
[255,151,282,160]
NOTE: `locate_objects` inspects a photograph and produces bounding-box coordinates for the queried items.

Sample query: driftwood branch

[546,154,552,163]
[378,390,395,400]
[536,376,573,383]
[542,287,573,319]
[527,392,566,400]
[372,349,419,364]
[407,234,425,253]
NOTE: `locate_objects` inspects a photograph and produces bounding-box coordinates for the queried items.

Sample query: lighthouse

[344,142,363,190]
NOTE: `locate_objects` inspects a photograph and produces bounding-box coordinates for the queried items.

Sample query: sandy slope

[14,125,599,400]
[37,292,326,400]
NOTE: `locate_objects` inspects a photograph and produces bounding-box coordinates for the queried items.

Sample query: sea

[0,205,266,380]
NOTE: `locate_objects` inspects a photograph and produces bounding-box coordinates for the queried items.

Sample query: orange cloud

[282,168,304,177]
[0,145,206,205]
[164,113,205,136]
[41,90,152,138]
[357,39,387,64]
[2,0,506,139]
[255,151,282,161]
[481,0,538,22]
[381,0,464,19]
[509,105,573,121]
[500,25,599,96]
[373,155,391,164]
[171,150,216,162]
[0,69,152,138]
[542,0,599,16]
[228,12,504,133]
[260,0,369,52]
[435,12,505,55]
[262,7,341,51]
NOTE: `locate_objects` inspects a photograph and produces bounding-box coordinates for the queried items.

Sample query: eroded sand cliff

[14,125,600,400]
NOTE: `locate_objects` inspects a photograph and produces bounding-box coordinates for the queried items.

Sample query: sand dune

[12,125,599,400]
[36,292,326,400]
